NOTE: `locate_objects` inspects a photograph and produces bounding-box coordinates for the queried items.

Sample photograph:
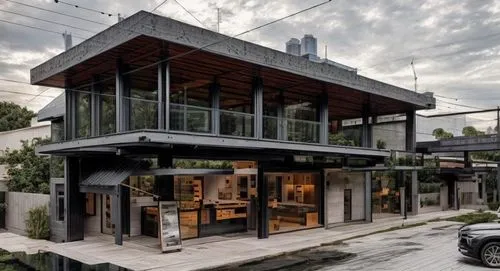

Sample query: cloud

[0,0,499,131]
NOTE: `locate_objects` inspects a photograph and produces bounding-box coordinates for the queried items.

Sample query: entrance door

[344,189,352,222]
[102,194,114,234]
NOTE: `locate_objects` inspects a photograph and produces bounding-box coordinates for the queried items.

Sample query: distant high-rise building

[286,38,301,56]
[301,34,317,56]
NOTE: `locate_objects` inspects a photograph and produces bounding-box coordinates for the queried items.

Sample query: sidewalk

[0,209,473,271]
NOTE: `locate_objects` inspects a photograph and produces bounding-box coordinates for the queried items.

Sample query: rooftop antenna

[217,8,220,32]
[62,31,72,50]
[411,57,418,92]
[324,44,327,59]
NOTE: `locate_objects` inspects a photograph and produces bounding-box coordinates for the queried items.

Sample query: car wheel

[481,242,500,268]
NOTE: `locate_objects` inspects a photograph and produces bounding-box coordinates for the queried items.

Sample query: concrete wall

[5,191,50,235]
[325,171,365,225]
[372,122,406,151]
[440,186,449,211]
[420,193,440,206]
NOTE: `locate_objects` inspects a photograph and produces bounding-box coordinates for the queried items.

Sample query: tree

[2,138,51,194]
[0,102,36,132]
[462,126,485,137]
[432,128,453,139]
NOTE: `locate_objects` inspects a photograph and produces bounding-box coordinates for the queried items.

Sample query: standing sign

[159,201,182,252]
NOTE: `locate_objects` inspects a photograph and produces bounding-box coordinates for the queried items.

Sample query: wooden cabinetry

[179,211,198,239]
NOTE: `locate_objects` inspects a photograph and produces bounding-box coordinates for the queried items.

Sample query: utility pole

[497,106,500,201]
[411,57,417,92]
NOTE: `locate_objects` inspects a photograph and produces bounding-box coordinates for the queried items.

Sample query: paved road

[322,221,490,271]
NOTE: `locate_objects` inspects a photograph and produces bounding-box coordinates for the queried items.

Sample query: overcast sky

[1,0,500,130]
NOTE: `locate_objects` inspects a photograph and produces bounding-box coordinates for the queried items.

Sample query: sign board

[159,201,182,252]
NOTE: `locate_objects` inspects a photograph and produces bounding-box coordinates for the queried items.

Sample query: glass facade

[127,67,159,130]
[267,173,321,233]
[75,90,91,138]
[99,82,116,135]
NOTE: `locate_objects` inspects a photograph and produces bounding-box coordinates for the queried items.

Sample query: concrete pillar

[400,187,406,216]
[482,177,487,204]
[253,77,264,139]
[440,185,449,211]
[319,91,329,145]
[364,171,372,222]
[65,86,76,140]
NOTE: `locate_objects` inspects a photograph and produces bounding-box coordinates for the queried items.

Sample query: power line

[172,0,208,28]
[0,89,56,98]
[0,78,31,85]
[0,18,87,40]
[435,98,487,110]
[0,9,96,34]
[152,0,169,13]
[27,87,52,103]
[54,0,115,17]
[5,0,109,27]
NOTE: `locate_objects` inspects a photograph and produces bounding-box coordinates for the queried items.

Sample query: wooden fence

[5,192,50,235]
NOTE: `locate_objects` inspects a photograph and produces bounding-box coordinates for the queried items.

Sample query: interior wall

[130,196,155,236]
[326,171,366,225]
[85,193,102,235]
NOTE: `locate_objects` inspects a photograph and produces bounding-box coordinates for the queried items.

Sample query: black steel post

[257,162,268,239]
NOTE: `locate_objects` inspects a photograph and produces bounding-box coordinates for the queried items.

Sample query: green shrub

[488,202,500,211]
[447,212,498,225]
[25,206,49,240]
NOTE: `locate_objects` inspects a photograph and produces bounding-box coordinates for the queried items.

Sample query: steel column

[165,62,171,131]
[65,157,84,242]
[361,104,371,148]
[365,171,372,222]
[113,185,122,245]
[257,162,268,239]
[318,169,326,225]
[115,60,125,132]
[158,62,167,130]
[319,91,329,145]
[65,79,76,140]
[277,90,285,140]
[253,77,264,139]
[90,76,100,136]
[211,82,221,135]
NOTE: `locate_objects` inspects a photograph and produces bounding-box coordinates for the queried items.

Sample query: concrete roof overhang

[31,11,435,120]
[36,130,390,159]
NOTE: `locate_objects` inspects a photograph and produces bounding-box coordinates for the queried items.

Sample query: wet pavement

[320,222,490,271]
[212,221,493,271]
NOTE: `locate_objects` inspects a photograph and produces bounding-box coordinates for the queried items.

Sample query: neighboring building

[31,11,434,246]
[416,115,466,142]
[285,38,301,56]
[301,34,317,56]
[0,118,51,191]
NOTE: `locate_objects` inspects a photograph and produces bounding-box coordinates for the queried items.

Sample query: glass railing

[170,103,212,133]
[285,118,320,143]
[127,97,159,130]
[220,110,254,137]
[100,93,116,135]
[263,115,279,140]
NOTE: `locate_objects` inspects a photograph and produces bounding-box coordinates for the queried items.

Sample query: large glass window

[267,173,320,233]
[127,67,158,130]
[284,96,319,143]
[50,156,65,178]
[51,119,64,142]
[220,82,254,137]
[263,88,279,140]
[75,90,91,138]
[170,85,211,133]
[99,83,116,135]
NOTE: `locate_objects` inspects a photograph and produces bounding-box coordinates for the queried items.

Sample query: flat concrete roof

[30,11,435,110]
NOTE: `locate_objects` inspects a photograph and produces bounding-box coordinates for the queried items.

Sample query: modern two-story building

[32,11,435,247]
